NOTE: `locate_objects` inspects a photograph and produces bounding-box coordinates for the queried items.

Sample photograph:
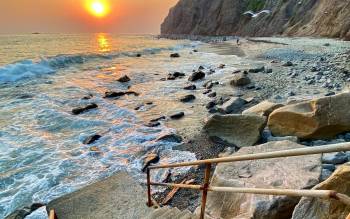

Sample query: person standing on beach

[236,37,240,45]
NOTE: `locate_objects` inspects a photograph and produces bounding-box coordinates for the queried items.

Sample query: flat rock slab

[203,141,322,219]
[47,172,151,219]
[204,114,266,148]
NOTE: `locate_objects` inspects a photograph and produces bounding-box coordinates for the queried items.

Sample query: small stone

[208,92,217,98]
[117,75,131,83]
[325,91,336,96]
[188,71,205,81]
[184,84,196,90]
[150,116,166,122]
[203,89,212,95]
[145,121,161,127]
[170,53,180,58]
[218,64,225,69]
[282,61,294,67]
[72,103,98,115]
[136,53,142,57]
[248,66,265,73]
[230,73,251,87]
[206,101,216,109]
[265,68,273,73]
[170,112,185,119]
[180,94,196,102]
[198,66,205,70]
[218,97,247,114]
[83,134,102,145]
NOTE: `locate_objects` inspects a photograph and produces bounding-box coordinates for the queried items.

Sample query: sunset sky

[0,0,178,34]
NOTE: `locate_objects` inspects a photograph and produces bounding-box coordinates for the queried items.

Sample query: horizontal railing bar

[150,182,202,190]
[149,142,350,169]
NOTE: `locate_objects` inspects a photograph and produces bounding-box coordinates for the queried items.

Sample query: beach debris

[161,179,195,205]
[72,103,98,115]
[117,75,131,83]
[83,134,102,145]
[188,71,205,81]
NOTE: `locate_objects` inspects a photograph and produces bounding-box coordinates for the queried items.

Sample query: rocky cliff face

[161,0,350,40]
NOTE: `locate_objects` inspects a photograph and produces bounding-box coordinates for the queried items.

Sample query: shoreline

[4,36,350,218]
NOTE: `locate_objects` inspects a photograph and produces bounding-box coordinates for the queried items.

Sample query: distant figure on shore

[243,10,271,18]
[236,37,240,45]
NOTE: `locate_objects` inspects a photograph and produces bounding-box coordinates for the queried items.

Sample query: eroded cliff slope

[161,0,350,40]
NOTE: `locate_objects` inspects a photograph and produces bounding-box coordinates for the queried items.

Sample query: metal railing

[146,143,350,219]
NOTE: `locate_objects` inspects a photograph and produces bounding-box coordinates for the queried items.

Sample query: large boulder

[203,141,322,219]
[292,163,350,219]
[204,114,266,148]
[242,100,284,117]
[268,93,350,139]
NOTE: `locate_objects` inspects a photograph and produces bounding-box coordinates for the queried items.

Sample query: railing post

[200,163,211,219]
[147,168,153,207]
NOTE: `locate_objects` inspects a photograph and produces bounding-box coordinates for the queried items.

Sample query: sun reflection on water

[97,33,111,52]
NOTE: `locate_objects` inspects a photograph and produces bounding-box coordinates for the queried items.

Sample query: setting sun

[86,0,110,18]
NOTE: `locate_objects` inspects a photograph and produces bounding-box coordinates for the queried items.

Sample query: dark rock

[218,97,247,114]
[193,49,198,52]
[198,66,205,70]
[203,89,212,95]
[170,112,185,119]
[83,134,102,145]
[180,94,196,102]
[72,103,98,115]
[134,104,143,110]
[282,61,294,67]
[142,153,160,172]
[206,101,216,109]
[322,164,336,172]
[322,152,348,165]
[188,71,205,81]
[248,66,265,73]
[246,85,256,90]
[150,116,166,122]
[117,75,131,83]
[156,134,182,143]
[18,94,34,99]
[145,121,161,127]
[5,203,45,219]
[170,53,180,58]
[325,91,336,96]
[104,91,139,98]
[82,94,93,100]
[136,53,142,57]
[208,107,218,114]
[320,169,333,181]
[208,92,217,98]
[167,72,185,80]
[265,68,273,73]
[323,43,330,46]
[184,84,196,90]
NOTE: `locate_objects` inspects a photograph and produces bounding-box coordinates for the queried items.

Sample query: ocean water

[0,33,207,218]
